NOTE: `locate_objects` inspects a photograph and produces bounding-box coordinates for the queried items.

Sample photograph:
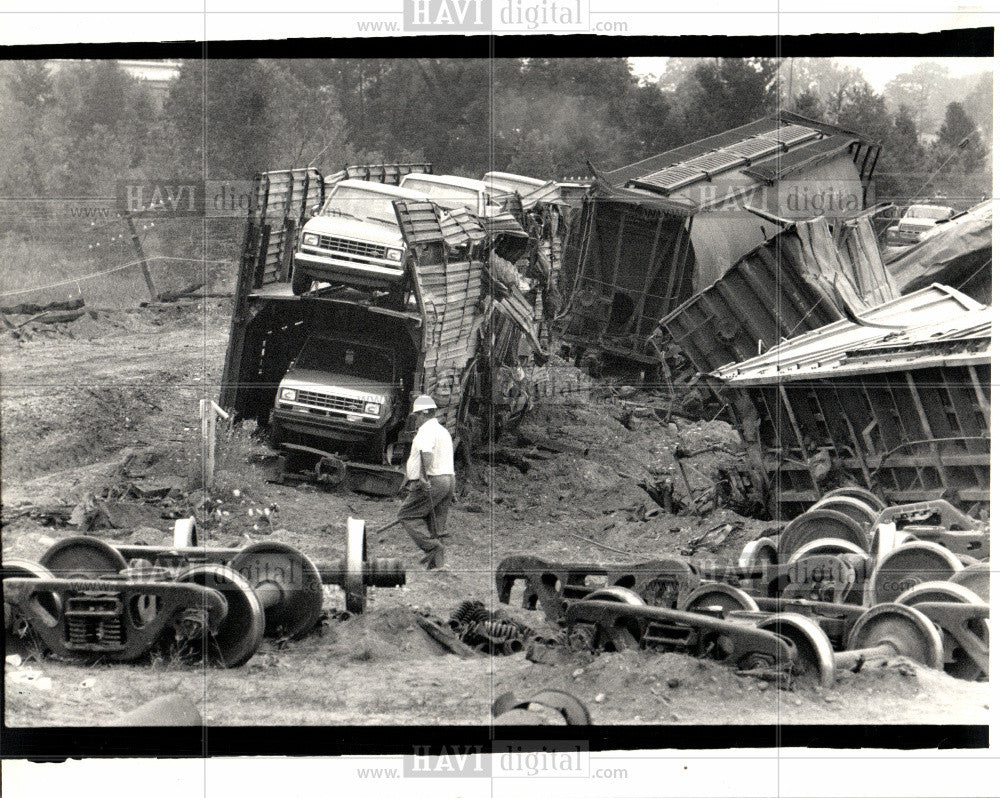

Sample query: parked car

[885,203,955,246]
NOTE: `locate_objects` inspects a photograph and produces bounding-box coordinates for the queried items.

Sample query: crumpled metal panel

[657,215,899,374]
[711,284,990,518]
[393,200,544,431]
[394,200,450,245]
[886,200,992,304]
[411,250,484,432]
[715,284,987,384]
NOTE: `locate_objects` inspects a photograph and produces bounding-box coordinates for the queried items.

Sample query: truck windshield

[399,178,481,212]
[321,186,398,225]
[295,338,394,382]
[906,205,952,220]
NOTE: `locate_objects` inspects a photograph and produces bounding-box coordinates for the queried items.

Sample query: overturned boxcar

[712,284,990,519]
[558,111,880,365]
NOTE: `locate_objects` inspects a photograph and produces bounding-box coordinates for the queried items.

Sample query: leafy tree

[777,58,866,121]
[883,61,950,132]
[5,61,54,109]
[675,58,780,139]
[929,102,987,199]
[791,89,824,121]
[876,105,926,205]
[166,59,280,179]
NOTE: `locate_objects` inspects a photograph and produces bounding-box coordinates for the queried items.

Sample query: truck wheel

[291,264,312,296]
[267,421,284,450]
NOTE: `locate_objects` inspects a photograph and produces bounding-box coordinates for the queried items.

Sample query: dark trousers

[397,474,455,568]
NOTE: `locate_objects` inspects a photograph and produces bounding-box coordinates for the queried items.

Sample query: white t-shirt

[405,417,455,479]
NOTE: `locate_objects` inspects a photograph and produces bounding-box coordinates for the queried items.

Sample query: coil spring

[475,618,529,645]
[449,600,490,629]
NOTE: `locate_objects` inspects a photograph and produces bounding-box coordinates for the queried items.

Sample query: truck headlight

[280,388,297,401]
[364,402,381,415]
[386,248,403,262]
[302,233,319,247]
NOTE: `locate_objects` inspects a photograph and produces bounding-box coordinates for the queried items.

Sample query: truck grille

[298,390,366,414]
[316,235,388,261]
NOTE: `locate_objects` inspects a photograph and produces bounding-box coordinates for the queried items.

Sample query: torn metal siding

[394,200,543,434]
[712,285,990,519]
[657,215,899,374]
[394,200,485,433]
[560,113,881,363]
[221,168,325,409]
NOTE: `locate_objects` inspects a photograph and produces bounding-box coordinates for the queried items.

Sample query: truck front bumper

[270,407,387,446]
[294,252,403,290]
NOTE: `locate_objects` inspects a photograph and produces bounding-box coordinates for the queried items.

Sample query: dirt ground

[1,299,990,727]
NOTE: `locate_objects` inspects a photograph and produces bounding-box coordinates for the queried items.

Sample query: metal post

[200,399,214,489]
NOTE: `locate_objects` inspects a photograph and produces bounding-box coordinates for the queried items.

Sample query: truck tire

[291,263,312,296]
[267,419,284,450]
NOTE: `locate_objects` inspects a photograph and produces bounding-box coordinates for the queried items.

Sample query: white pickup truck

[290,179,430,294]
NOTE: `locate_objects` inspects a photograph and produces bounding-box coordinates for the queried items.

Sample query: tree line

[0,57,990,217]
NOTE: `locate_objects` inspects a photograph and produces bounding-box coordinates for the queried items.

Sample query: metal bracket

[495,554,699,623]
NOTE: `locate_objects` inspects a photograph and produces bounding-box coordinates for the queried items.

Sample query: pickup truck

[269,333,406,463]
[290,178,430,295]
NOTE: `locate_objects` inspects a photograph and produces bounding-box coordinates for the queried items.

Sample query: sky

[629,57,991,91]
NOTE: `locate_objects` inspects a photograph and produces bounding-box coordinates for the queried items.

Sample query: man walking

[396,395,455,570]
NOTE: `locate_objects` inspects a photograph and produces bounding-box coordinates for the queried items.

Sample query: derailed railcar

[220,168,546,493]
[655,209,898,375]
[558,111,880,365]
[711,284,990,519]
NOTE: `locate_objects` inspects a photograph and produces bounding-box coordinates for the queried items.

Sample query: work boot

[422,545,445,570]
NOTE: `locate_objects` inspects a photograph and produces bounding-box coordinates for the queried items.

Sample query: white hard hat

[412,394,437,413]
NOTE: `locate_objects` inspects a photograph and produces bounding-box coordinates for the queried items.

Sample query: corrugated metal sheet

[412,251,483,432]
[254,169,324,225]
[740,135,856,183]
[604,117,791,186]
[658,215,899,374]
[626,124,823,196]
[716,284,989,384]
